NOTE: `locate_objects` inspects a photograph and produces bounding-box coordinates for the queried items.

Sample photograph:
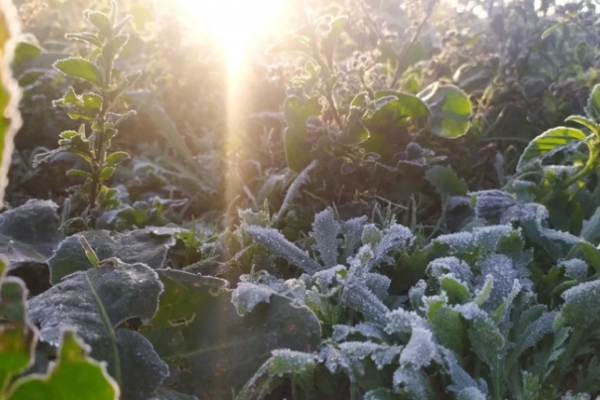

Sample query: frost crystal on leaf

[332,323,384,342]
[556,280,600,329]
[427,257,473,285]
[362,224,382,247]
[245,225,322,273]
[311,208,341,268]
[231,282,274,315]
[456,387,487,400]
[559,259,589,282]
[393,367,434,400]
[372,223,413,265]
[342,216,368,254]
[477,254,527,311]
[269,349,317,376]
[342,281,390,327]
[385,309,426,334]
[400,327,439,368]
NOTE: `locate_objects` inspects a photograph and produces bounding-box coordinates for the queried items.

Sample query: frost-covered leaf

[364,272,391,300]
[372,223,413,266]
[428,257,473,286]
[342,280,390,327]
[342,216,367,255]
[562,392,591,400]
[114,228,178,269]
[477,254,529,311]
[555,280,600,330]
[27,260,167,400]
[456,303,504,370]
[269,349,317,376]
[456,387,487,400]
[434,225,515,255]
[0,200,62,292]
[141,270,321,399]
[400,327,439,368]
[371,345,403,369]
[581,207,600,244]
[513,311,557,360]
[409,280,427,315]
[364,388,398,400]
[232,282,276,315]
[472,190,517,221]
[48,230,116,284]
[311,208,341,267]
[441,349,483,395]
[49,228,180,283]
[362,224,382,247]
[332,323,384,342]
[246,225,321,273]
[559,259,588,282]
[393,367,434,400]
[385,309,426,334]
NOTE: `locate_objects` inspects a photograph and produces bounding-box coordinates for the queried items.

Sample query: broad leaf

[516,127,586,172]
[363,93,429,154]
[425,166,468,197]
[142,269,321,399]
[6,331,118,400]
[0,200,62,293]
[48,227,179,283]
[419,84,471,139]
[27,260,168,400]
[54,57,103,87]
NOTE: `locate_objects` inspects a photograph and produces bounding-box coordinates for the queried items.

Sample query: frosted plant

[311,208,341,268]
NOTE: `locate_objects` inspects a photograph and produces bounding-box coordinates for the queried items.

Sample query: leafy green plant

[504,84,600,232]
[32,0,140,228]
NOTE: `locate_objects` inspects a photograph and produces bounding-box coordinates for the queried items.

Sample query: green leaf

[585,84,600,123]
[320,15,347,66]
[67,169,92,179]
[12,40,42,67]
[54,57,103,87]
[425,166,468,197]
[99,166,116,183]
[142,270,321,399]
[65,32,103,48]
[283,96,320,172]
[363,92,429,154]
[339,107,370,145]
[6,330,119,400]
[516,127,586,172]
[85,11,113,37]
[102,34,129,63]
[430,305,464,356]
[419,84,472,139]
[542,21,567,39]
[565,115,599,137]
[27,260,168,399]
[106,151,130,166]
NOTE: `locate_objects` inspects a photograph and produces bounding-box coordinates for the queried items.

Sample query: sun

[176,0,286,72]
